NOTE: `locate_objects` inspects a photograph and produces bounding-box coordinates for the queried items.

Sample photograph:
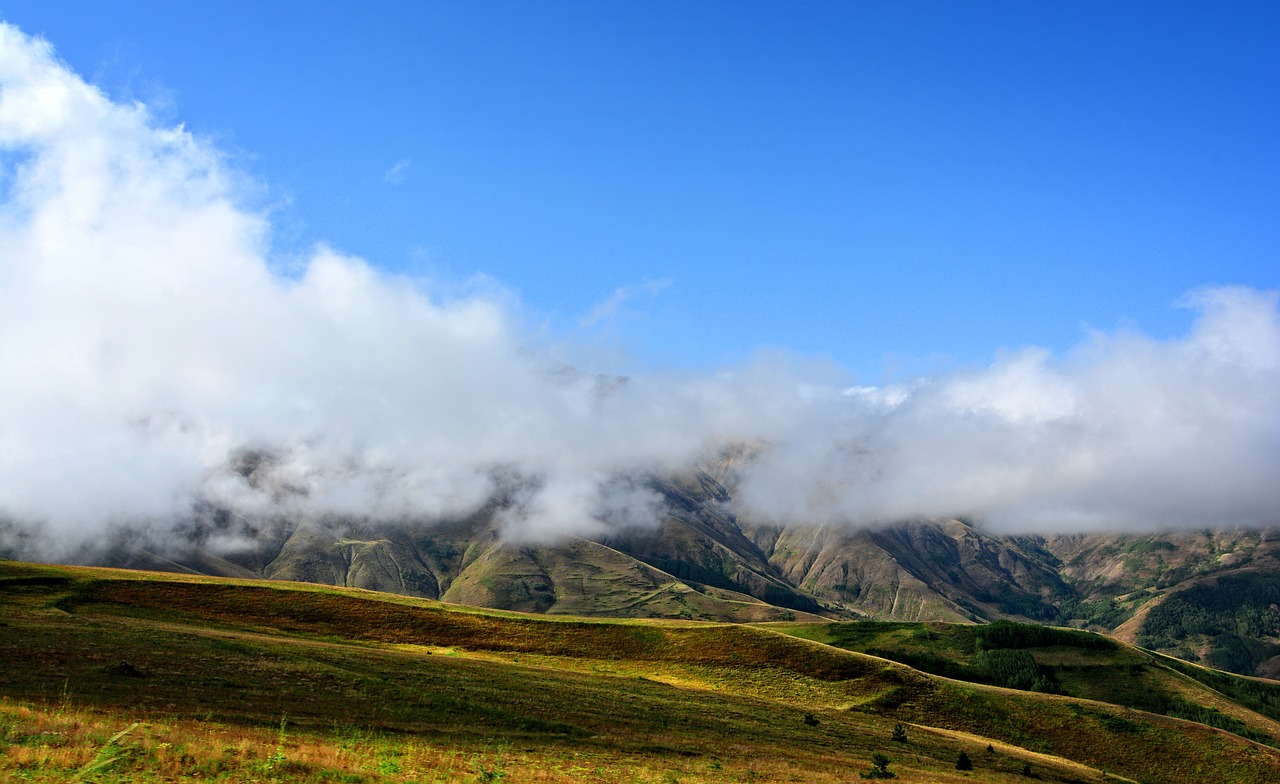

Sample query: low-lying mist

[2,24,1278,560]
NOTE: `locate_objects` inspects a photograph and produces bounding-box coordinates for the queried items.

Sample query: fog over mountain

[2,24,1278,559]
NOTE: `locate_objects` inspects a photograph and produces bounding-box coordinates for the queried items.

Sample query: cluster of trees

[972,648,1062,694]
[974,619,1115,652]
[1053,595,1137,629]
[978,586,1061,622]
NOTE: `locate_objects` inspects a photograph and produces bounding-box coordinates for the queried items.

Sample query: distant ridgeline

[60,466,1280,679]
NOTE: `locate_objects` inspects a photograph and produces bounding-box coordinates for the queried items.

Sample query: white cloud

[580,278,671,328]
[383,158,410,184]
[735,286,1280,531]
[1,22,1278,558]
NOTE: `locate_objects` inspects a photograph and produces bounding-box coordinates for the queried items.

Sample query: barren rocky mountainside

[99,462,1280,679]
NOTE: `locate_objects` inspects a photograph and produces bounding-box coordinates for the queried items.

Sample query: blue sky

[2,1,1277,381]
[2,4,1279,542]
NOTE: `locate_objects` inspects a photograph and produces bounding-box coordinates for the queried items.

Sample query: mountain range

[93,457,1280,680]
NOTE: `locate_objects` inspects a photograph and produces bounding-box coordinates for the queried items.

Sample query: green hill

[3,560,1280,782]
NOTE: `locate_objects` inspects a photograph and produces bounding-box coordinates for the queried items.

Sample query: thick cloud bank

[1,24,1278,556]
[736,284,1280,531]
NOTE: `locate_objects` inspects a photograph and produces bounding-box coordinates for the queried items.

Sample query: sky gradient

[3,1,1276,380]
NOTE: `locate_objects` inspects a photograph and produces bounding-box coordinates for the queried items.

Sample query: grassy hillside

[780,620,1280,748]
[3,560,1279,782]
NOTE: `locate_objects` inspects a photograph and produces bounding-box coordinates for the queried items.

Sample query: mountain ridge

[76,464,1280,678]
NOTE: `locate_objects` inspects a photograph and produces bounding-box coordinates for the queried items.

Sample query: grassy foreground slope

[1,561,1278,783]
[779,620,1280,745]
